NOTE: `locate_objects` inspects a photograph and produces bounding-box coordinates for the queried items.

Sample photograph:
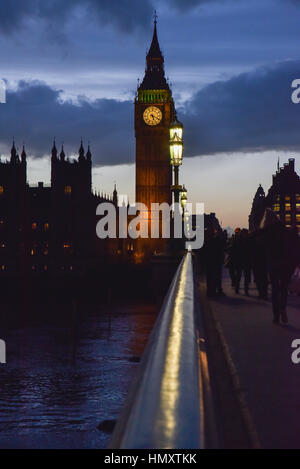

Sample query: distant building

[249,158,300,234]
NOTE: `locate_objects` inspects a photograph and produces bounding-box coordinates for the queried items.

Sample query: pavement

[208,270,300,449]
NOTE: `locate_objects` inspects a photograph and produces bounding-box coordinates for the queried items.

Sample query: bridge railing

[109,251,214,449]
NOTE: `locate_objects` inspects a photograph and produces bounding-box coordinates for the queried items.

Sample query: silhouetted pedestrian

[215,230,227,296]
[202,227,225,297]
[226,228,240,288]
[236,229,252,295]
[260,208,300,324]
[228,228,252,295]
[251,229,268,299]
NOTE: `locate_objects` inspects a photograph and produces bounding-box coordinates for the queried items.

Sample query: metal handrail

[109,251,205,449]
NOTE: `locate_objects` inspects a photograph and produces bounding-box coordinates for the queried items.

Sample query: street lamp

[169,117,183,204]
[180,185,190,241]
[180,185,187,211]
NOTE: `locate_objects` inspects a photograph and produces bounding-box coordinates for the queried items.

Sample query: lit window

[44,223,49,231]
[63,243,72,249]
[285,203,291,212]
[296,194,300,202]
[296,214,300,223]
[273,204,280,212]
[64,185,72,194]
[285,195,291,201]
[70,266,73,271]
[1,242,5,248]
[1,265,5,271]
[30,249,35,256]
[32,222,37,230]
[285,214,291,222]
[44,265,48,271]
[275,195,280,202]
[297,204,300,212]
[0,220,3,225]
[44,249,48,256]
[286,225,292,229]
[0,186,3,194]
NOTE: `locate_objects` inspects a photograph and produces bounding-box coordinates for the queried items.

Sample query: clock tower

[135,16,175,254]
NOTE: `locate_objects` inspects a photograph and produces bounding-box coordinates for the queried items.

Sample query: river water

[0,304,157,449]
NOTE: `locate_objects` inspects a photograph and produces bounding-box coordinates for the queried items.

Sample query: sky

[1,0,300,227]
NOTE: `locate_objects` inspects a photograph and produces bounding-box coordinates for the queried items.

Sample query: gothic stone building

[249,158,300,233]
[0,141,116,280]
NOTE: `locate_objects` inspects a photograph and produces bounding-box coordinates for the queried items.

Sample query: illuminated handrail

[109,252,205,449]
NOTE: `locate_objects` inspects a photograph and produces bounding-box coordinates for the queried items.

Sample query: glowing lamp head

[181,185,187,209]
[169,117,183,167]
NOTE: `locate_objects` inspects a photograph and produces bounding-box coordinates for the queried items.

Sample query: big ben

[135,16,176,254]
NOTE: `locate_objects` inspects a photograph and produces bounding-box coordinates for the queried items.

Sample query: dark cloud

[182,59,300,156]
[0,0,153,35]
[168,0,227,9]
[172,0,298,7]
[0,0,273,36]
[1,60,300,165]
[0,80,133,165]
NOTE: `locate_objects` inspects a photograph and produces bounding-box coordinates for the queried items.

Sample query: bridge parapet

[109,251,217,449]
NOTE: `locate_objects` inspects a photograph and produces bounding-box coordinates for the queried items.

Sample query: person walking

[202,227,225,298]
[260,208,300,324]
[228,228,252,295]
[237,229,252,296]
[215,230,227,296]
[226,228,241,289]
[251,229,268,300]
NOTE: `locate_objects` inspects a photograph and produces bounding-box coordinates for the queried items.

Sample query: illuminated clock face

[143,106,162,126]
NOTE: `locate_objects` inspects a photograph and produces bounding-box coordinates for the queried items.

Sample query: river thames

[0,304,156,449]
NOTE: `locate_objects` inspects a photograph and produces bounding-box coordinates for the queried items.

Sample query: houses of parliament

[0,18,178,284]
[0,140,118,279]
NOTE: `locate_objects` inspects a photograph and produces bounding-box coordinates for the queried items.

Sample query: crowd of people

[199,208,300,325]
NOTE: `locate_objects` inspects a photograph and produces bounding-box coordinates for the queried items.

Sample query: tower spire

[21,144,26,162]
[79,139,85,161]
[52,139,58,159]
[139,14,169,91]
[11,139,17,163]
[86,143,91,161]
[60,144,65,161]
[147,12,163,61]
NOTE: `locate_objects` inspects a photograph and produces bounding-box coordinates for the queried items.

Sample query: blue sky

[1,0,300,227]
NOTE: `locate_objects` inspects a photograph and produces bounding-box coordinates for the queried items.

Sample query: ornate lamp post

[169,117,183,204]
[180,185,187,211]
[180,185,190,241]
